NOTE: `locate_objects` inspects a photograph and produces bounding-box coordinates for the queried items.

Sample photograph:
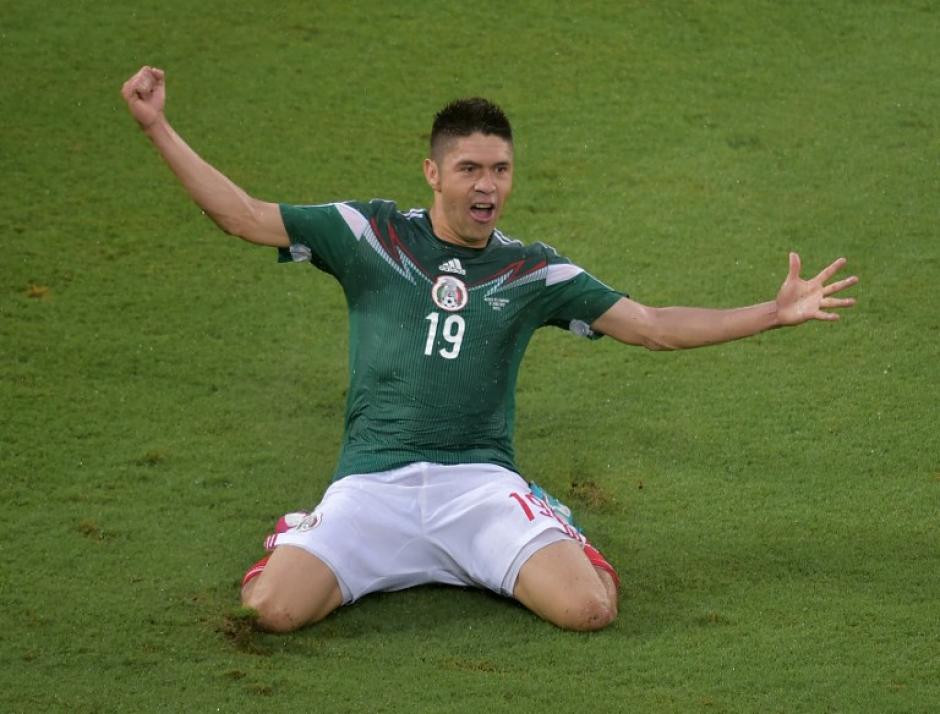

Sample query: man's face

[424,132,514,248]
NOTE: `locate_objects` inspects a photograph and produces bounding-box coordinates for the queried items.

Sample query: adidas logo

[438,258,466,276]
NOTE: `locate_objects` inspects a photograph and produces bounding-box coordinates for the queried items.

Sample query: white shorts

[272,462,584,604]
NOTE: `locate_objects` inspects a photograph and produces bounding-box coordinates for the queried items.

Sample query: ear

[423,158,441,191]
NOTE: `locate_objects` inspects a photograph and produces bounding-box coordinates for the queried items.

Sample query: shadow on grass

[215,584,539,651]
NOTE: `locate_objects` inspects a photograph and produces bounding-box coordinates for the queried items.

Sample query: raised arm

[592,253,858,350]
[121,66,288,247]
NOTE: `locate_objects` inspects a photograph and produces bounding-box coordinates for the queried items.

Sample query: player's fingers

[122,79,145,102]
[814,310,841,321]
[787,251,801,281]
[121,66,157,100]
[820,297,856,309]
[823,275,858,296]
[815,257,847,285]
[121,69,145,100]
[136,70,155,96]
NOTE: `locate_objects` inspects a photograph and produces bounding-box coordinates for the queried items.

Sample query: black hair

[430,97,512,159]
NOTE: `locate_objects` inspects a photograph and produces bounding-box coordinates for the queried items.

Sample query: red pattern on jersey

[470,258,547,288]
[370,218,429,278]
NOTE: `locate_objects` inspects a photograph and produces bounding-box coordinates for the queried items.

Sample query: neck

[427,203,489,249]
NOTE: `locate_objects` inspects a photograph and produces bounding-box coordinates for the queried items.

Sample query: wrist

[141,113,169,138]
[764,299,784,329]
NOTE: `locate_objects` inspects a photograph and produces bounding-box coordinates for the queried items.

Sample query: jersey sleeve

[536,248,626,339]
[277,201,373,280]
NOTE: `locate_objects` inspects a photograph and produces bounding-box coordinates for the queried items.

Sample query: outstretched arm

[591,253,858,350]
[121,66,288,247]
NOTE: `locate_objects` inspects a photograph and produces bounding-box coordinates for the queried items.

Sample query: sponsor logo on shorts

[297,511,323,531]
[431,275,468,311]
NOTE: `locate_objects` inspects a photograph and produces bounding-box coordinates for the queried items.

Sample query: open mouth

[469,202,496,223]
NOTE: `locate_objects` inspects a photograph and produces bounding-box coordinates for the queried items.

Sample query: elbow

[640,329,679,351]
[195,203,243,237]
[214,216,241,237]
[597,300,680,351]
[633,305,677,351]
[191,189,267,240]
[641,338,674,352]
[208,203,264,241]
[222,217,251,238]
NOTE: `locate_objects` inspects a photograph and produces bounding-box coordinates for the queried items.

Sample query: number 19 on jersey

[424,312,465,359]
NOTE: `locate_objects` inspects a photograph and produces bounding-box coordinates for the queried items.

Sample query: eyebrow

[454,159,512,168]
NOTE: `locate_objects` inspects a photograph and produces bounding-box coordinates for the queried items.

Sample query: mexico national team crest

[431,275,468,312]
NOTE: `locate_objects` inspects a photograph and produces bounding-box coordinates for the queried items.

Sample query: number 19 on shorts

[424,312,465,359]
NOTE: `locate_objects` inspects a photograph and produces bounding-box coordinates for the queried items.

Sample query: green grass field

[2,1,938,711]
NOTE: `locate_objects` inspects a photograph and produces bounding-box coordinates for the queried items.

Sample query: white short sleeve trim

[545,263,584,286]
[335,202,369,240]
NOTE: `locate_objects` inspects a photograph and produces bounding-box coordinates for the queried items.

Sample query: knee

[241,585,304,634]
[556,592,617,632]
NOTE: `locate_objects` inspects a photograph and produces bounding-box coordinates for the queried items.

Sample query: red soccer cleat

[263,511,308,551]
[243,512,309,587]
[583,542,620,591]
[241,556,269,588]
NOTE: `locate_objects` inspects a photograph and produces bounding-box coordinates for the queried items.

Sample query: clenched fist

[121,66,166,130]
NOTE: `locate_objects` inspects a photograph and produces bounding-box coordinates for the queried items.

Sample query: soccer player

[122,66,858,633]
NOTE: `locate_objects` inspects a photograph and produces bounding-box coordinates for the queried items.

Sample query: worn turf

[1,1,937,712]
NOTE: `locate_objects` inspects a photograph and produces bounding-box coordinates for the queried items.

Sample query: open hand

[121,66,166,130]
[775,252,858,326]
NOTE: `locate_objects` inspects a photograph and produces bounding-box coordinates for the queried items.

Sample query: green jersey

[278,200,623,479]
